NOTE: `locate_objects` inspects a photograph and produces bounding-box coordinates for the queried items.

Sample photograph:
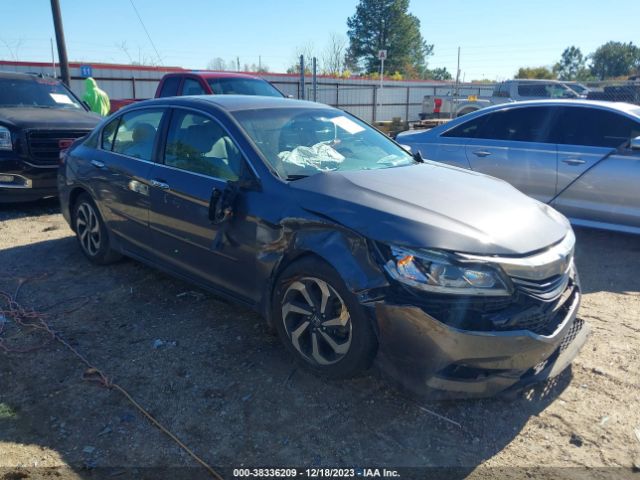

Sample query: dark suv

[0,71,100,202]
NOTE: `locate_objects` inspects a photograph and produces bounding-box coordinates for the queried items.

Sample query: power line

[128,0,162,66]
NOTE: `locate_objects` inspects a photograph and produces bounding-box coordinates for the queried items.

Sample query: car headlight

[0,126,12,151]
[382,246,512,296]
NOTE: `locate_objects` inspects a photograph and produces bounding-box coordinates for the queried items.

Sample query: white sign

[378,50,387,60]
[49,93,74,105]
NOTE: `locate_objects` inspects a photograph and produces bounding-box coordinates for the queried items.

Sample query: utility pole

[299,55,305,100]
[453,46,461,118]
[50,38,57,78]
[312,57,317,102]
[236,57,240,71]
[50,0,70,86]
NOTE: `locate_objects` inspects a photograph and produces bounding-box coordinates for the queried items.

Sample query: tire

[272,257,377,378]
[72,193,122,265]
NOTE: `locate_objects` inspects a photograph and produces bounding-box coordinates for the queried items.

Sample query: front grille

[512,268,572,301]
[26,130,90,166]
[493,280,577,335]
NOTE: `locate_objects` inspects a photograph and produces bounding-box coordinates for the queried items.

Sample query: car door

[463,106,559,202]
[419,113,488,170]
[148,107,257,300]
[551,106,640,229]
[88,107,165,257]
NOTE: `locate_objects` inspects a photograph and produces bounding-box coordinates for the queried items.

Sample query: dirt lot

[0,199,639,480]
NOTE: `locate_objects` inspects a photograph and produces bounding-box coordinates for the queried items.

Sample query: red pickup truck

[110,71,284,113]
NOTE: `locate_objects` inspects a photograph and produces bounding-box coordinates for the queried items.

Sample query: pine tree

[346,0,432,77]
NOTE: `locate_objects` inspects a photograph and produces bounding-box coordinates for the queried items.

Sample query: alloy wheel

[281,277,353,366]
[76,202,101,257]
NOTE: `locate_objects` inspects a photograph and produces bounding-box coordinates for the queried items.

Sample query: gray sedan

[398,100,640,234]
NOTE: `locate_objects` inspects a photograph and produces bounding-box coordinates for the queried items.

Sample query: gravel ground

[0,199,639,480]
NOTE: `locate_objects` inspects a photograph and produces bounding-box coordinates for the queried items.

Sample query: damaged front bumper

[372,281,589,399]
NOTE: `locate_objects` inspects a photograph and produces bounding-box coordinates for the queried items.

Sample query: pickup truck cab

[0,71,100,202]
[110,71,284,113]
[420,79,579,120]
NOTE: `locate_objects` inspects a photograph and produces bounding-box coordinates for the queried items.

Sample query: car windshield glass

[207,78,283,97]
[233,107,415,179]
[0,77,83,109]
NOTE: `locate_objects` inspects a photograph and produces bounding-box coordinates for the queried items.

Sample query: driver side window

[164,110,241,181]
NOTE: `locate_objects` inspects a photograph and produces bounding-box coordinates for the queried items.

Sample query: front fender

[290,228,388,294]
[261,221,389,325]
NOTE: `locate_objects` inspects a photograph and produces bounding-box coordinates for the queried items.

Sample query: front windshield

[567,83,588,95]
[207,78,283,97]
[233,108,415,179]
[0,77,83,109]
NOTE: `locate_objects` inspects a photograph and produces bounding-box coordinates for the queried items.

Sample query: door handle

[472,150,492,157]
[562,158,586,166]
[90,160,105,169]
[150,179,170,190]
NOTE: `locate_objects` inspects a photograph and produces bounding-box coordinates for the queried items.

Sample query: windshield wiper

[285,174,310,181]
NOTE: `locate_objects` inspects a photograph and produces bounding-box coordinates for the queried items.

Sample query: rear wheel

[273,258,377,378]
[73,193,121,265]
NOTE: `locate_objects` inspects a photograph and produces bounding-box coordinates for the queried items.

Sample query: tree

[243,62,270,74]
[515,66,555,79]
[554,46,586,80]
[346,0,433,77]
[426,67,452,81]
[207,57,228,71]
[590,41,640,80]
[286,43,316,74]
[322,33,348,76]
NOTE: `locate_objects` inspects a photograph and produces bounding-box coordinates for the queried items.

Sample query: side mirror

[208,183,237,224]
[630,136,640,151]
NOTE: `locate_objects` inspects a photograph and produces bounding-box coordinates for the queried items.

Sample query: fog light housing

[0,174,32,188]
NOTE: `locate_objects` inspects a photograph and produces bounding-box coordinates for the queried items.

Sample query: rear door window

[112,109,164,161]
[554,107,640,148]
[158,76,181,97]
[181,78,206,96]
[475,107,555,143]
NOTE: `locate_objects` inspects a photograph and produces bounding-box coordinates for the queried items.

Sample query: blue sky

[2,0,639,80]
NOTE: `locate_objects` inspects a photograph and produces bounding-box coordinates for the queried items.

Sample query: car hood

[0,107,101,130]
[290,162,570,256]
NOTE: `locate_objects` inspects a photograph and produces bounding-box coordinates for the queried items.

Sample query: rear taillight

[433,98,443,114]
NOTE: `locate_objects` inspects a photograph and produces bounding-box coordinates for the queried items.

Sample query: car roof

[0,70,54,81]
[131,94,329,113]
[473,99,640,117]
[164,71,265,81]
[504,79,568,84]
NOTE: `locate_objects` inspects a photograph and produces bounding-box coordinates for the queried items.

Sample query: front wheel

[73,193,121,265]
[273,258,377,378]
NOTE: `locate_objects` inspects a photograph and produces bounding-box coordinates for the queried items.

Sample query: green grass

[0,403,17,419]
